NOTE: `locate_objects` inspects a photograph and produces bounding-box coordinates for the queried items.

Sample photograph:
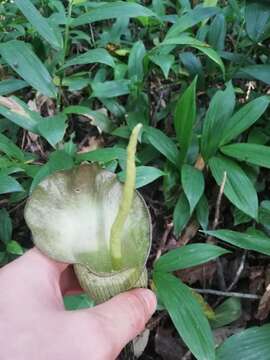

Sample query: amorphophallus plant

[24,123,152,304]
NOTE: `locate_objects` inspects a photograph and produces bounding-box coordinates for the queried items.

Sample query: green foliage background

[1,0,270,358]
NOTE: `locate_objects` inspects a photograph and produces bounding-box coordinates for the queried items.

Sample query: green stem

[110,123,143,270]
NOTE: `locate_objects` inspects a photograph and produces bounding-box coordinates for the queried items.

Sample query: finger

[60,266,83,295]
[0,248,70,307]
[86,289,156,351]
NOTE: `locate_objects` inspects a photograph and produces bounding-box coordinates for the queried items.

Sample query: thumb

[90,288,156,350]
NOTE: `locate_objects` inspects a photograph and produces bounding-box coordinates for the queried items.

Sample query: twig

[193,288,260,300]
[155,222,173,261]
[207,171,227,290]
[213,171,227,231]
[226,251,247,292]
[146,311,167,330]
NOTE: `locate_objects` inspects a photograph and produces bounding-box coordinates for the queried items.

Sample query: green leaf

[162,35,225,74]
[149,54,174,79]
[0,174,24,195]
[128,41,146,82]
[14,0,62,49]
[235,65,270,86]
[118,166,164,188]
[173,192,191,236]
[0,41,57,98]
[204,0,218,5]
[91,80,131,98]
[209,156,258,219]
[166,7,219,38]
[62,48,115,69]
[201,82,235,160]
[181,164,204,214]
[0,132,25,161]
[64,105,113,133]
[220,96,270,145]
[30,150,74,192]
[259,200,270,227]
[154,243,229,272]
[208,13,226,51]
[221,143,270,169]
[64,294,94,310]
[0,209,12,243]
[144,126,179,166]
[216,324,270,360]
[37,113,67,147]
[154,272,215,360]
[174,77,197,164]
[210,298,242,329]
[0,96,39,132]
[196,195,209,230]
[245,1,270,42]
[204,229,270,256]
[0,79,28,96]
[76,148,126,163]
[6,240,24,255]
[72,2,156,26]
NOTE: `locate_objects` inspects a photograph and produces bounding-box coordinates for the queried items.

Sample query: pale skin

[0,248,157,360]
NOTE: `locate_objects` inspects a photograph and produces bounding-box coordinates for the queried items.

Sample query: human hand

[0,248,156,360]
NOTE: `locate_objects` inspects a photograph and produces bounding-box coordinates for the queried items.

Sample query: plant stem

[110,123,143,270]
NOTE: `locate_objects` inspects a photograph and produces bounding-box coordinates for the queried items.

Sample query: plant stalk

[110,123,143,270]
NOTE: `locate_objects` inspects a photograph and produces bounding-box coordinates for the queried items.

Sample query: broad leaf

[0,79,28,96]
[63,48,115,69]
[76,148,126,163]
[14,0,62,49]
[64,105,113,133]
[196,195,209,230]
[0,209,12,243]
[235,65,270,86]
[216,324,270,360]
[64,294,94,310]
[181,164,204,214]
[0,96,39,132]
[174,77,197,164]
[91,80,131,98]
[128,41,146,82]
[149,54,174,79]
[166,7,219,38]
[0,174,24,195]
[0,41,57,98]
[154,272,215,360]
[173,192,190,236]
[37,114,67,147]
[154,243,229,272]
[72,2,155,26]
[221,143,270,169]
[209,156,258,219]
[204,229,270,256]
[201,82,235,160]
[220,96,269,145]
[245,1,270,42]
[210,298,242,329]
[0,133,25,161]
[6,240,24,255]
[162,35,224,74]
[118,166,164,188]
[144,126,179,166]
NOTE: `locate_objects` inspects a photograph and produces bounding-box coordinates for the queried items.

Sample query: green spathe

[25,163,151,303]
